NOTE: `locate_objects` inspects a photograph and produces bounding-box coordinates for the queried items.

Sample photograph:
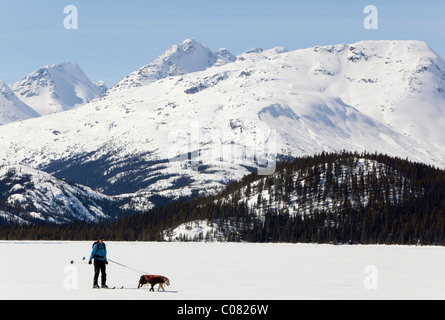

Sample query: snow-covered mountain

[215,48,237,63]
[111,39,236,91]
[0,39,444,216]
[11,62,106,116]
[95,81,108,95]
[0,80,40,126]
[0,165,125,224]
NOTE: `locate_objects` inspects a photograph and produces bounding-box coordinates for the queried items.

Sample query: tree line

[1,151,445,245]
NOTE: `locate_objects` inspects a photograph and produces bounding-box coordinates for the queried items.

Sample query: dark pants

[94,260,107,286]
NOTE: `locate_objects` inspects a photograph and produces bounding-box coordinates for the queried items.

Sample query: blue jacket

[89,242,107,262]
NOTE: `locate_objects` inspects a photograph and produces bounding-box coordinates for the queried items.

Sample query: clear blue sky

[0,0,444,86]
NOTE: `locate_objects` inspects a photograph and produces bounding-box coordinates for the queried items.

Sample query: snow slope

[0,40,444,205]
[0,165,123,224]
[11,62,106,116]
[0,80,40,126]
[1,241,445,300]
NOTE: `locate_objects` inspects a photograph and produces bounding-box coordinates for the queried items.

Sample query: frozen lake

[1,241,445,300]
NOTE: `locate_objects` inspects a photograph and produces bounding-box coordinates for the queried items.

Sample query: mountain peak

[11,62,105,116]
[158,38,218,70]
[180,38,204,49]
[112,39,235,91]
[215,48,237,63]
[46,61,77,69]
[0,79,40,126]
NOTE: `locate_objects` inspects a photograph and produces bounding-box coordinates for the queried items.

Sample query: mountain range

[0,38,445,225]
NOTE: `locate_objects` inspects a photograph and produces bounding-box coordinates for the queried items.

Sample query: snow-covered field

[1,241,445,300]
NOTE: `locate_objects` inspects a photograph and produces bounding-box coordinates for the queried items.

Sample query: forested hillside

[2,152,445,245]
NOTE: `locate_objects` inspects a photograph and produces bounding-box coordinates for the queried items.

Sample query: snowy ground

[1,241,445,300]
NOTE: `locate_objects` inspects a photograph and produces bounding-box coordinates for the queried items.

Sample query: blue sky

[0,0,444,86]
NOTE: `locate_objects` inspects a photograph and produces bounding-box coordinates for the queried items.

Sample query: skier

[89,236,108,289]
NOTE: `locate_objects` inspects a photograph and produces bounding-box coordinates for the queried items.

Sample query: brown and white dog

[138,275,170,291]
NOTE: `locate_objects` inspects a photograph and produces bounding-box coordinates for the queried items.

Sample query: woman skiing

[89,236,108,289]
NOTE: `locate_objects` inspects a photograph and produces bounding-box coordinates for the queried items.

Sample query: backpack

[91,241,107,250]
[91,241,106,260]
[92,241,106,249]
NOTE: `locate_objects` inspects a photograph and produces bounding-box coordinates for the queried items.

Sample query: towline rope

[108,259,148,275]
